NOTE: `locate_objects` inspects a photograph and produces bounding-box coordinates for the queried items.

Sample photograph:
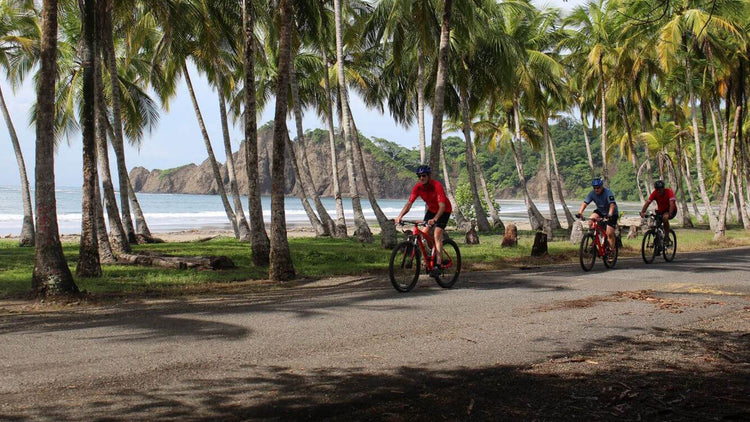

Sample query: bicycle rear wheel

[603,240,618,268]
[641,230,657,264]
[435,239,461,288]
[389,241,420,292]
[579,234,596,272]
[663,229,677,262]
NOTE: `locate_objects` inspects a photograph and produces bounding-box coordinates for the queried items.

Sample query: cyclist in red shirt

[640,180,677,235]
[395,165,452,277]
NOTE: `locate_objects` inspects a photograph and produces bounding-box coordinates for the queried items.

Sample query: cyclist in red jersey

[395,165,452,277]
[640,180,677,235]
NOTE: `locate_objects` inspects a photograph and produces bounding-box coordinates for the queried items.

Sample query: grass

[1,226,749,299]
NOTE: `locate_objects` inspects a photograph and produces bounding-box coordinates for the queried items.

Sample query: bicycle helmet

[416,165,431,176]
[591,177,604,187]
[654,180,665,189]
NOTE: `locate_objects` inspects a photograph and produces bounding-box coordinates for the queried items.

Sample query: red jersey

[648,188,676,213]
[409,179,452,214]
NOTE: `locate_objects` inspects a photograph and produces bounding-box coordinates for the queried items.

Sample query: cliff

[129,125,416,199]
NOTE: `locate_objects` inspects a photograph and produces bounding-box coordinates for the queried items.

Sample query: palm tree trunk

[673,135,694,228]
[285,131,326,236]
[289,50,335,236]
[512,103,544,230]
[345,101,397,248]
[77,0,101,278]
[475,156,502,230]
[100,0,136,243]
[578,106,595,178]
[541,118,561,230]
[182,64,239,238]
[93,172,115,264]
[735,170,750,229]
[714,106,741,239]
[269,0,295,282]
[0,79,34,246]
[599,56,609,185]
[682,153,702,217]
[428,0,453,172]
[618,98,645,203]
[333,0,372,243]
[33,0,77,296]
[218,91,251,241]
[440,142,468,230]
[321,48,347,238]
[635,89,654,187]
[242,0,270,266]
[459,87,491,231]
[417,51,426,165]
[547,127,574,228]
[95,60,129,254]
[686,59,717,229]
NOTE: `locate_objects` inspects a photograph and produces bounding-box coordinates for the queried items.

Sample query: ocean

[0,185,641,235]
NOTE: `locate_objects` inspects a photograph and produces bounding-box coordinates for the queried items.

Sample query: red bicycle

[578,217,618,271]
[389,220,461,292]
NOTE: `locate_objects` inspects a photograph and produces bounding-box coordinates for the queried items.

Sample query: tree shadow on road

[3,314,748,422]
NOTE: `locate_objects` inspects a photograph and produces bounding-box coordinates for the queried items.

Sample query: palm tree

[32,0,77,296]
[0,0,36,246]
[76,0,101,278]
[100,0,140,243]
[563,0,620,186]
[269,0,295,282]
[333,0,372,243]
[243,0,270,266]
[428,0,453,173]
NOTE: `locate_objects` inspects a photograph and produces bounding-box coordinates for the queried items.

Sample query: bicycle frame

[584,218,609,258]
[400,220,438,272]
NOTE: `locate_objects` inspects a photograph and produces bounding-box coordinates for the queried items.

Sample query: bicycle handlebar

[397,220,430,227]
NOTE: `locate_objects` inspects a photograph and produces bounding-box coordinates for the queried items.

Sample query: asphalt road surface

[1,247,748,421]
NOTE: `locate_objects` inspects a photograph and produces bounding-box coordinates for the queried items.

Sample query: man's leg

[606,225,616,251]
[663,214,670,233]
[434,227,444,266]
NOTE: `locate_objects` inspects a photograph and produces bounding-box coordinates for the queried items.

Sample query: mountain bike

[389,220,461,292]
[641,213,677,263]
[578,217,618,272]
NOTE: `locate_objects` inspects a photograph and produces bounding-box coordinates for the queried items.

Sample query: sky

[0,0,583,188]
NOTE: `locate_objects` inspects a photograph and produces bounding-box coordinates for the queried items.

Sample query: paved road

[1,247,748,421]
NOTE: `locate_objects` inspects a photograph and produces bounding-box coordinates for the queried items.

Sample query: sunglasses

[417,174,429,179]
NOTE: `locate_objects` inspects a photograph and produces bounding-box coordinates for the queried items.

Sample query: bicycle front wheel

[641,230,657,264]
[579,234,596,272]
[389,241,420,292]
[603,240,618,269]
[435,239,461,288]
[663,229,677,262]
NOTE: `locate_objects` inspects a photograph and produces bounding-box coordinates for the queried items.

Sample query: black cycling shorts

[658,210,677,220]
[593,210,618,228]
[424,211,451,229]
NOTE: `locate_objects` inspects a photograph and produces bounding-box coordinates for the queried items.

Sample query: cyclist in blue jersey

[576,178,618,253]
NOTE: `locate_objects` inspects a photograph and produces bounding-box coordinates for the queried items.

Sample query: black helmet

[591,177,604,187]
[654,180,665,189]
[416,165,431,175]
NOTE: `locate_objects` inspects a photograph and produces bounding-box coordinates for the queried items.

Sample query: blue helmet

[591,177,604,187]
[416,165,431,176]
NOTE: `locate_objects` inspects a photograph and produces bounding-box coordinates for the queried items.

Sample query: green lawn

[1,227,749,299]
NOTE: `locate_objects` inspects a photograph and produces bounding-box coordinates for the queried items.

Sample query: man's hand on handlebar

[575,213,583,220]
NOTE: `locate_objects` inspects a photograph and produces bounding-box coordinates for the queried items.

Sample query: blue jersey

[585,188,618,216]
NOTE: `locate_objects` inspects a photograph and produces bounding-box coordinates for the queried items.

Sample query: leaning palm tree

[32,0,77,296]
[0,0,36,246]
[268,0,295,282]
